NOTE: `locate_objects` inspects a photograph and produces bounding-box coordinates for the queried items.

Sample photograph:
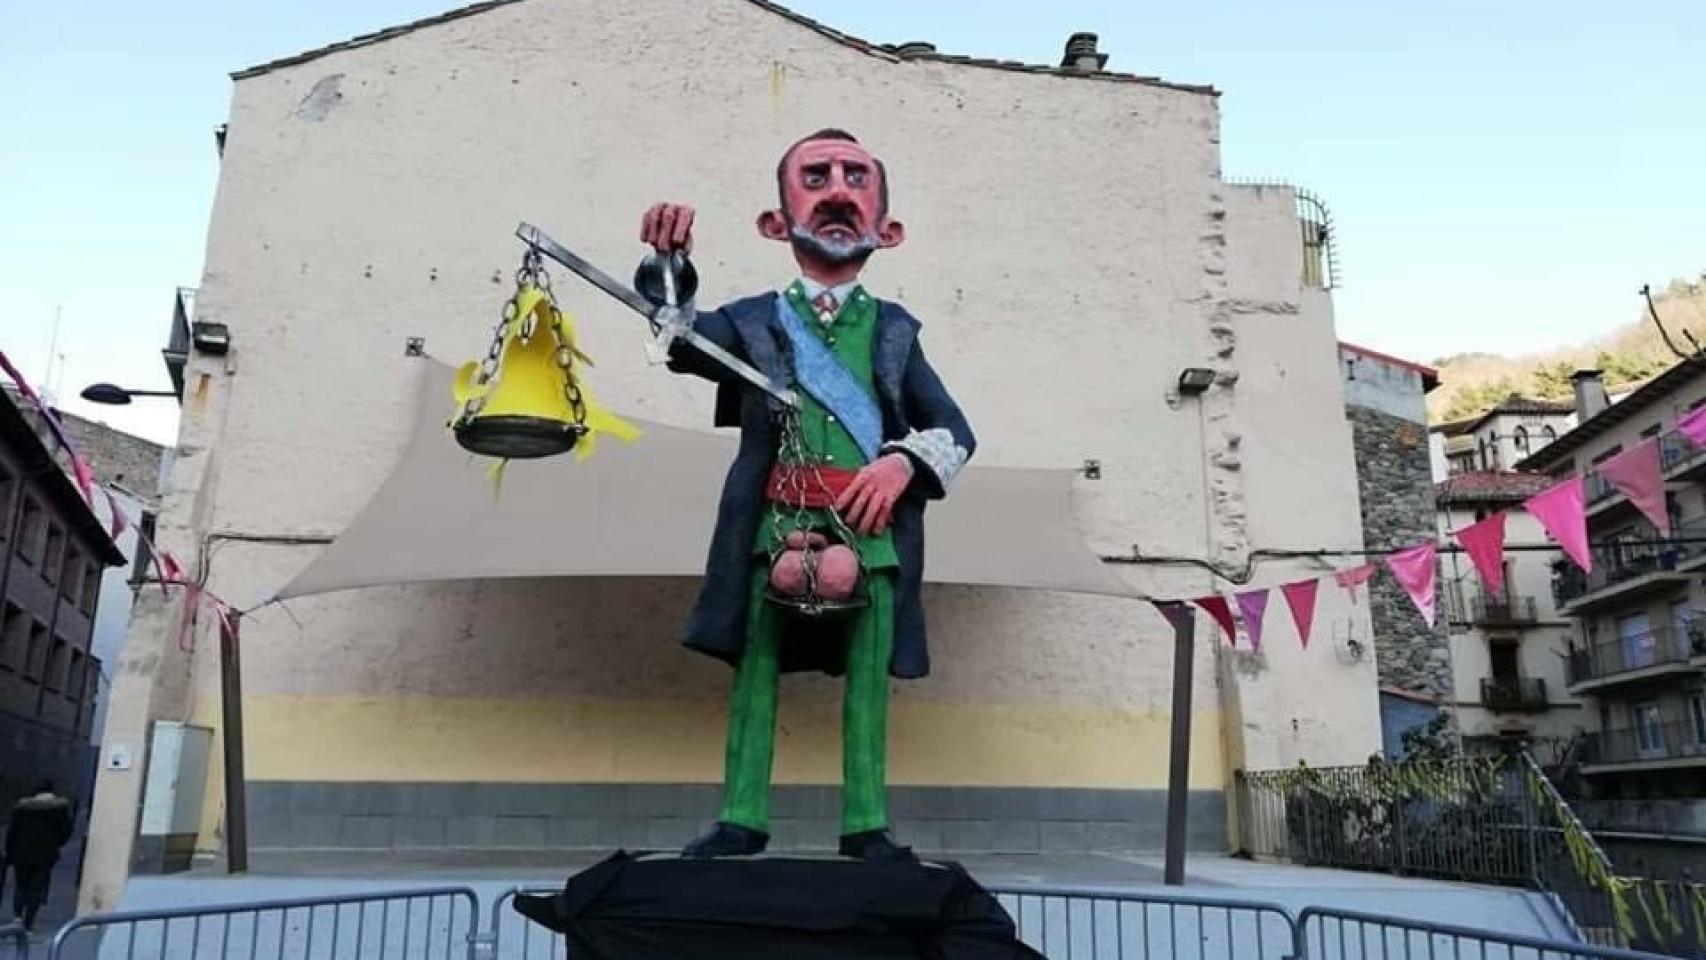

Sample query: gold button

[827,414,838,424]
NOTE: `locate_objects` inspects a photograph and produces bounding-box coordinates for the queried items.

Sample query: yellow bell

[451,283,638,460]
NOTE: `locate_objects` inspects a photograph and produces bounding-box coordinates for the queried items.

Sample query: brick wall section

[1348,405,1451,698]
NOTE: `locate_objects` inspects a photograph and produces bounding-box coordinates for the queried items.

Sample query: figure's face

[758,138,904,273]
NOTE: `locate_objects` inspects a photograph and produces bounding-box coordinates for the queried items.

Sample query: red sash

[765,464,860,509]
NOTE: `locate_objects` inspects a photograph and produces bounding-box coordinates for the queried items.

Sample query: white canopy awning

[275,363,1132,600]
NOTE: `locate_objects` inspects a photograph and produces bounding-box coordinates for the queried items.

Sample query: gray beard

[789,223,877,266]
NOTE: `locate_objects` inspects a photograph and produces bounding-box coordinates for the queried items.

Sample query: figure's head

[757,129,904,281]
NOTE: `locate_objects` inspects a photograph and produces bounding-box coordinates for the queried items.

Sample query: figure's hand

[640,202,696,254]
[835,453,914,536]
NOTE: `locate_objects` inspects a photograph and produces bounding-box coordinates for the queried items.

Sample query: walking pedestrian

[4,781,73,931]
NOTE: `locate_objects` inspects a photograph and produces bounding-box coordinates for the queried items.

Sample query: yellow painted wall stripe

[205,695,1225,790]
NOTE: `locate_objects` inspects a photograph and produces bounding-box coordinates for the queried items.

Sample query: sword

[515,222,799,409]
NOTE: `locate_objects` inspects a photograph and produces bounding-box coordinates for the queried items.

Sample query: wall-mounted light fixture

[1177,368,1215,396]
[192,321,232,356]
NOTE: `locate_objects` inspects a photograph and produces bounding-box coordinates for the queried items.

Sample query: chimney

[1571,370,1609,422]
[894,41,936,57]
[1061,32,1108,71]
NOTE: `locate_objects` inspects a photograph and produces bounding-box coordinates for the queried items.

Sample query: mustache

[808,202,862,227]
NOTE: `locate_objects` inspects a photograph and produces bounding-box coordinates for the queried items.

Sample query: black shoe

[838,828,915,862]
[682,821,770,858]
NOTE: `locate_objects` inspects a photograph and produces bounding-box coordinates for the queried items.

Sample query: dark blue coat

[668,292,975,679]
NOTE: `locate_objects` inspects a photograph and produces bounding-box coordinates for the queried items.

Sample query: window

[1631,701,1667,757]
[1489,640,1520,683]
[1513,425,1529,455]
[1690,692,1706,745]
[16,496,42,564]
[1618,612,1654,671]
[1671,600,1694,650]
[44,638,67,691]
[24,622,46,679]
[1542,425,1558,442]
[60,547,82,601]
[0,462,14,539]
[66,651,84,702]
[41,524,64,585]
[1641,423,1663,440]
[80,561,99,614]
[0,603,22,672]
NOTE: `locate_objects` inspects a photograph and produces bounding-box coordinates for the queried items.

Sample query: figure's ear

[876,217,906,249]
[756,209,790,242]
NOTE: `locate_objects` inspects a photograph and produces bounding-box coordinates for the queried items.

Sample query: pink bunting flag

[103,488,128,541]
[1334,563,1378,604]
[1280,579,1319,649]
[1236,588,1270,652]
[1597,438,1669,535]
[1455,512,1507,596]
[1525,476,1592,573]
[1385,542,1439,627]
[1679,406,1706,446]
[1193,595,1238,646]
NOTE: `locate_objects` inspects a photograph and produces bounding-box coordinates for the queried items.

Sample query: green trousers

[720,568,895,836]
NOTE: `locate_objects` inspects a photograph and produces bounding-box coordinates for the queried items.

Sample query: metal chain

[768,406,866,611]
[469,246,586,429]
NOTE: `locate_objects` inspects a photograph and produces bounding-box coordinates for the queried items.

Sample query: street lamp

[80,383,176,405]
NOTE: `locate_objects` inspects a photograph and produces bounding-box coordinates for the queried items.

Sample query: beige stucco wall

[85,0,1379,907]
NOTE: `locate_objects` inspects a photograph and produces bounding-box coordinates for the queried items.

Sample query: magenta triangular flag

[1334,563,1377,604]
[1236,588,1271,652]
[1455,512,1507,596]
[1679,406,1706,446]
[1385,542,1438,627]
[1597,438,1669,535]
[1280,579,1319,648]
[1525,476,1591,573]
[1152,600,1193,632]
[1193,595,1237,645]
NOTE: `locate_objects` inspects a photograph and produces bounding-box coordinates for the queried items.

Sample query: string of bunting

[0,350,236,650]
[1159,416,1706,649]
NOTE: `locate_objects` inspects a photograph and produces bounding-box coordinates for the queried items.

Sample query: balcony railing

[1552,527,1706,606]
[1469,593,1538,624]
[1567,622,1706,685]
[1479,676,1548,712]
[1583,717,1706,766]
[1584,471,1619,505]
[1660,429,1706,475]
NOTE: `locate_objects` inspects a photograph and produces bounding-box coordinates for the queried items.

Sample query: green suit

[722,281,896,836]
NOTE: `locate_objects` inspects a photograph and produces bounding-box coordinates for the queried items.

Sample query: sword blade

[515,222,798,408]
[516,222,657,318]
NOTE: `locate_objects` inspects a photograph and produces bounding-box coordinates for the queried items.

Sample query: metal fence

[46,887,477,960]
[1238,754,1706,959]
[34,876,1696,960]
[1297,907,1672,960]
[0,923,26,960]
[1236,760,1537,885]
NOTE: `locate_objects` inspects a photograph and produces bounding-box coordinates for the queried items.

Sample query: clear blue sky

[3,0,1701,444]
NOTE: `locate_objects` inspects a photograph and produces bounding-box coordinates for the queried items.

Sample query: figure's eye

[847,169,868,187]
[803,171,827,189]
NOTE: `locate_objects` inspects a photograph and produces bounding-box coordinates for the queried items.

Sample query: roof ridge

[231,0,1218,95]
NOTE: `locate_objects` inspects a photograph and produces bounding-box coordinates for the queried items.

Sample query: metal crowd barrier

[46,886,477,960]
[37,882,1690,960]
[1296,907,1675,960]
[994,886,1297,960]
[0,921,27,960]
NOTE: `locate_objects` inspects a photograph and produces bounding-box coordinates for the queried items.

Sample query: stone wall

[1348,405,1450,698]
